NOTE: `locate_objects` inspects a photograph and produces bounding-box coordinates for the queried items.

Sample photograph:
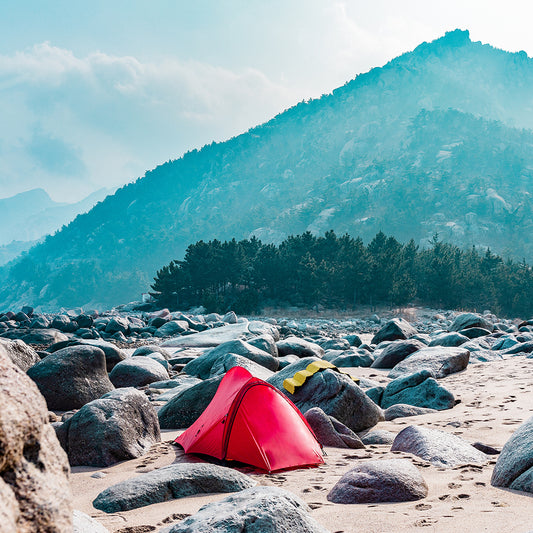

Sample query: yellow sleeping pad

[283,359,359,395]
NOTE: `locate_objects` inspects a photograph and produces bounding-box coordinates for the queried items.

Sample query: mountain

[0,188,114,250]
[2,29,533,311]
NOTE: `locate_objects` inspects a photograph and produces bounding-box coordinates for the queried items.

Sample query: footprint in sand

[308,502,324,509]
[415,503,432,510]
[414,518,438,527]
[448,482,462,489]
[115,527,156,533]
[439,495,451,501]
[158,513,191,525]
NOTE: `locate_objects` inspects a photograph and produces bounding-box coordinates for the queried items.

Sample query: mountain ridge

[2,29,533,311]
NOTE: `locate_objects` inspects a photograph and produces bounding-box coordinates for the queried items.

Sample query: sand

[71,354,533,533]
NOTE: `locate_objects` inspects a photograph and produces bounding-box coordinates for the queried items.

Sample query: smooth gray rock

[388,346,469,379]
[158,375,223,429]
[277,354,300,369]
[391,425,488,468]
[0,347,72,532]
[27,345,114,410]
[105,317,130,335]
[429,332,469,347]
[327,459,428,503]
[330,353,373,367]
[371,339,425,369]
[449,313,494,332]
[246,334,279,357]
[491,416,533,493]
[210,352,274,380]
[276,336,325,359]
[365,386,384,406]
[384,404,438,421]
[159,486,329,533]
[73,510,109,533]
[503,341,533,355]
[0,338,40,371]
[371,318,417,345]
[22,328,69,345]
[55,388,160,467]
[459,327,492,339]
[155,320,189,337]
[183,339,278,378]
[381,370,455,410]
[160,320,279,348]
[109,357,169,388]
[360,429,396,445]
[320,338,351,351]
[267,357,383,432]
[93,463,256,513]
[47,339,127,371]
[133,344,172,359]
[304,407,365,449]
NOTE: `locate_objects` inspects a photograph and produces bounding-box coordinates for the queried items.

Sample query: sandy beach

[71,353,533,533]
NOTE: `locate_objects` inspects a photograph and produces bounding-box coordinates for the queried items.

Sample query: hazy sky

[1,0,532,202]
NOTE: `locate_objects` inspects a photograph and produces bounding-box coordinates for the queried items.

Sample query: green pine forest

[150,231,533,317]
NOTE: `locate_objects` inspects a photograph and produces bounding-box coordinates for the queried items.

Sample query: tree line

[150,231,533,317]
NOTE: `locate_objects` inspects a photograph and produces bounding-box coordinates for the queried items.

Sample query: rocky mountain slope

[2,29,533,310]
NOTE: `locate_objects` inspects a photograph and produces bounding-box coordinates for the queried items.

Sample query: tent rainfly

[175,366,324,472]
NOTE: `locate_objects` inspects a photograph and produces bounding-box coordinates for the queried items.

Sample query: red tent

[175,366,324,472]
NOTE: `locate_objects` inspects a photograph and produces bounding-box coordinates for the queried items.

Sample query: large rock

[93,463,256,512]
[105,316,130,335]
[391,425,488,468]
[155,320,189,337]
[381,370,455,410]
[0,346,72,531]
[491,416,533,493]
[27,345,114,410]
[47,339,127,371]
[267,357,383,432]
[449,312,494,332]
[388,346,470,379]
[371,318,417,345]
[160,320,279,348]
[22,328,69,345]
[304,407,364,448]
[429,332,469,347]
[133,344,172,359]
[109,357,169,388]
[210,353,274,380]
[329,353,373,368]
[327,459,428,503]
[0,338,40,371]
[384,404,438,421]
[360,429,396,445]
[183,339,279,379]
[276,336,325,359]
[159,486,329,533]
[55,388,160,467]
[371,339,425,369]
[158,375,223,429]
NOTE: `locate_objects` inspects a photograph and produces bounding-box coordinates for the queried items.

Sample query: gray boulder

[361,429,396,445]
[105,316,130,335]
[381,370,455,410]
[371,339,425,369]
[158,375,223,429]
[155,320,189,337]
[371,318,417,345]
[267,358,383,432]
[93,463,256,512]
[55,388,160,467]
[159,486,329,533]
[183,339,278,379]
[27,345,114,410]
[449,312,494,332]
[247,334,279,357]
[459,327,492,339]
[320,338,351,351]
[391,425,488,468]
[22,328,69,345]
[133,344,172,359]
[109,357,169,388]
[388,346,470,379]
[304,407,365,448]
[0,347,72,532]
[276,336,325,358]
[329,353,373,367]
[429,332,469,347]
[503,341,533,355]
[210,353,274,380]
[47,339,127,371]
[327,459,428,503]
[491,416,533,493]
[384,404,438,421]
[0,338,40,371]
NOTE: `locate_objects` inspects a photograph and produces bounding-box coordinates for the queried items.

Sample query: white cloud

[0,43,295,201]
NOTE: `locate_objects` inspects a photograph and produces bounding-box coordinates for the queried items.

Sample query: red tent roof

[175,366,324,472]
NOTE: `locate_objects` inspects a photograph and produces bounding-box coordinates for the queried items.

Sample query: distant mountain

[2,29,533,311]
[0,188,114,248]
